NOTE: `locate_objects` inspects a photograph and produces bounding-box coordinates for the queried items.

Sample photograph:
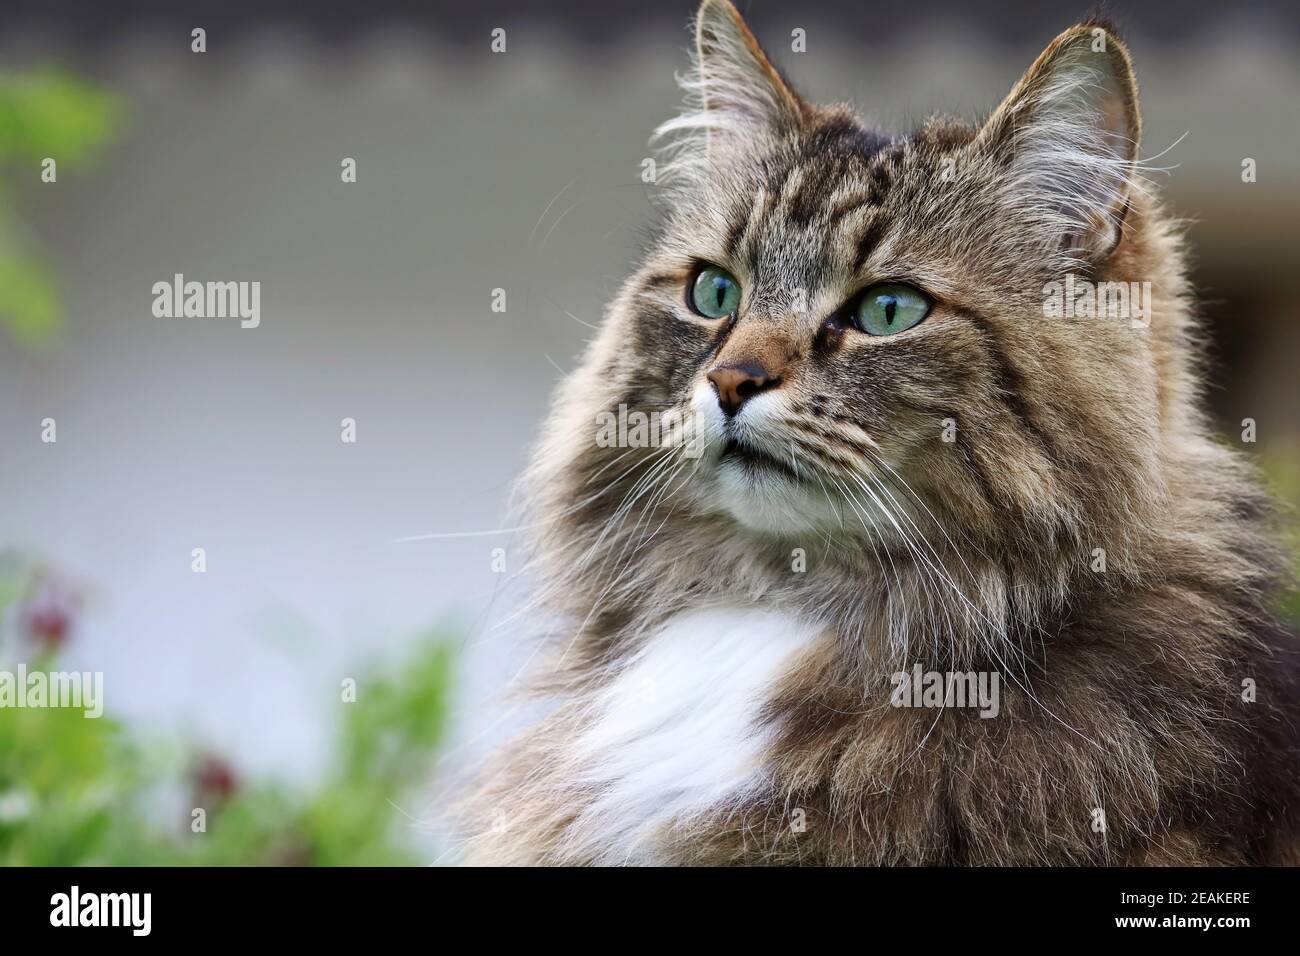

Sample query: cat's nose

[707,361,780,416]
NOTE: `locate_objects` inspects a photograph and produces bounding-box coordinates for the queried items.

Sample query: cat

[462,0,1300,865]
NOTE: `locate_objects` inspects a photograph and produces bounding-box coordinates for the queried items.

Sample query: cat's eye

[852,283,931,336]
[689,265,742,319]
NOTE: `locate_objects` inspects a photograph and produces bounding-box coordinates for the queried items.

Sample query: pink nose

[707,361,780,416]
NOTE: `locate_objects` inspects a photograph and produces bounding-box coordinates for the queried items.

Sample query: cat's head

[532,0,1183,602]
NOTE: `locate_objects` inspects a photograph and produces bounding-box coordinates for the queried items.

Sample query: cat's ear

[973,22,1142,263]
[656,0,806,176]
[693,0,805,133]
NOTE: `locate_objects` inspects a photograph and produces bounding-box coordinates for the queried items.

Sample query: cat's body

[464,1,1300,865]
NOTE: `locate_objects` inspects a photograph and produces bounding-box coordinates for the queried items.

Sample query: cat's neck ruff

[564,604,823,864]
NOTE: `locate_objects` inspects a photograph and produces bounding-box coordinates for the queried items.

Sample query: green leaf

[0,70,123,169]
[0,251,61,346]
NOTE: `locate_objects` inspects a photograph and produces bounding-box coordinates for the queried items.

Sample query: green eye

[690,265,741,318]
[853,283,930,336]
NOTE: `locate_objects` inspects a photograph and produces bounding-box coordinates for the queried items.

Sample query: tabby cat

[464,0,1300,865]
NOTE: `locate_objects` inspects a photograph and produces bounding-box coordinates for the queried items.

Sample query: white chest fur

[565,605,824,864]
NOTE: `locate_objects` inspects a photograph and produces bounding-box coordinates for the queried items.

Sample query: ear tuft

[975,24,1143,265]
[654,0,805,191]
[692,0,805,130]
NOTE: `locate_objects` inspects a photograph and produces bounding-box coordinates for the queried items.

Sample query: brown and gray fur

[462,0,1300,865]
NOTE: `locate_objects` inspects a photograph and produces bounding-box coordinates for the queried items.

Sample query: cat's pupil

[714,280,726,309]
[884,298,896,324]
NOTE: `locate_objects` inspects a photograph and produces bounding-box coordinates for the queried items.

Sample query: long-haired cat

[463,0,1300,865]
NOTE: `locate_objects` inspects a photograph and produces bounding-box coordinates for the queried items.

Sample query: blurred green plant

[1259,442,1300,628]
[0,561,453,866]
[0,69,123,348]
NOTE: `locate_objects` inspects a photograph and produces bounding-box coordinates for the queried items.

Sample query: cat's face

[642,114,1016,537]
[551,1,1163,562]
[638,120,963,536]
